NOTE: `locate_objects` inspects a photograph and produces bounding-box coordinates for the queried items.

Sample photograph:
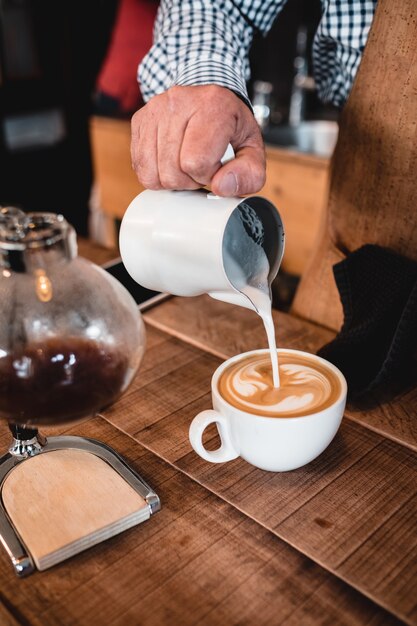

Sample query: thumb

[210,145,266,197]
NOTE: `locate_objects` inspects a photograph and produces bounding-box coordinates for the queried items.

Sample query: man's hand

[131,85,266,196]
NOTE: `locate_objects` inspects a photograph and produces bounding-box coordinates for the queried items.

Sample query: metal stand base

[0,434,160,577]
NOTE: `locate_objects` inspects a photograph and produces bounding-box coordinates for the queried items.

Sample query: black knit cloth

[317,244,417,398]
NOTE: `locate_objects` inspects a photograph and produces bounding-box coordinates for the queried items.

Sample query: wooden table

[0,287,416,625]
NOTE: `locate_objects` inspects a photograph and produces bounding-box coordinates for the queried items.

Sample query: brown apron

[292,0,417,331]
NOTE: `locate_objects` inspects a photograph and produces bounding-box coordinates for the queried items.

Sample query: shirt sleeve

[313,0,377,106]
[138,0,286,107]
[138,0,376,110]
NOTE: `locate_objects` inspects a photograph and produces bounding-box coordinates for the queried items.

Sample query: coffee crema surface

[218,351,341,417]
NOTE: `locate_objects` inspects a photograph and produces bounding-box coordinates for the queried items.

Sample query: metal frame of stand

[0,432,160,577]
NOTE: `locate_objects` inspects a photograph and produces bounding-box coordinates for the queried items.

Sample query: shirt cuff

[174,58,252,110]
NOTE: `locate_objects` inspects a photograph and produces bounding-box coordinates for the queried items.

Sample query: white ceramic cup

[189,349,347,472]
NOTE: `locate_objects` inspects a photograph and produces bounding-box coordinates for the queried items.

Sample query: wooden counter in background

[89,116,144,248]
[261,146,330,276]
[77,237,118,266]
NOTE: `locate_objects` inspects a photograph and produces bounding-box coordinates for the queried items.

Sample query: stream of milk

[241,285,279,387]
[222,204,280,387]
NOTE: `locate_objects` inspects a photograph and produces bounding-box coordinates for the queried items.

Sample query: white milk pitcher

[119,146,284,313]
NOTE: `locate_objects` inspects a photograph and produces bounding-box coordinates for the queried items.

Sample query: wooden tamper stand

[0,424,160,576]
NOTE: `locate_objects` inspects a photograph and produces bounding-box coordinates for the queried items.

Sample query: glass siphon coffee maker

[0,208,160,576]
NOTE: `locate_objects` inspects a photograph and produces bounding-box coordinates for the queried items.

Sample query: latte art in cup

[218,351,341,417]
[190,348,347,471]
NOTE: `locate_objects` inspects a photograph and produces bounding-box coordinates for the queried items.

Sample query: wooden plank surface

[145,296,335,362]
[144,295,417,451]
[102,323,417,624]
[0,418,399,626]
[0,601,20,626]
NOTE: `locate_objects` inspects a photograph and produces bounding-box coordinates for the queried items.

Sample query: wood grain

[292,0,417,330]
[2,450,149,571]
[260,147,330,276]
[0,600,20,626]
[144,295,335,362]
[101,323,417,623]
[144,295,417,450]
[89,116,144,222]
[0,419,400,626]
[338,492,417,624]
[106,350,216,435]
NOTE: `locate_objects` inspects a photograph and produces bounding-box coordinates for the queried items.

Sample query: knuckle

[138,171,161,190]
[254,164,266,188]
[159,171,182,190]
[180,153,209,181]
[249,164,266,192]
[131,150,144,174]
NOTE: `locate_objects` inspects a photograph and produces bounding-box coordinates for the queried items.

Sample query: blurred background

[0,0,120,235]
[0,0,339,307]
[248,0,339,127]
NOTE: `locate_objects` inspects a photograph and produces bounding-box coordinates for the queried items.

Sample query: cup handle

[189,410,239,463]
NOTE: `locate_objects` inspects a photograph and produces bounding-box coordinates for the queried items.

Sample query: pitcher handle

[189,410,239,463]
[221,144,235,165]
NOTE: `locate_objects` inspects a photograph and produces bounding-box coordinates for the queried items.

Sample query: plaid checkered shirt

[138,0,376,108]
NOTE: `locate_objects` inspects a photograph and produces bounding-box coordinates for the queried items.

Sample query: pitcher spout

[208,291,258,312]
